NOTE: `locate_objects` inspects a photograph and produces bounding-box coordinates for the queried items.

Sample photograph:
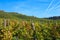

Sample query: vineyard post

[4,19,6,27]
[31,22,37,40]
[4,19,10,27]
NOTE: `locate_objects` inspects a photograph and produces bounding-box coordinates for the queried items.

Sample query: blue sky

[0,0,60,18]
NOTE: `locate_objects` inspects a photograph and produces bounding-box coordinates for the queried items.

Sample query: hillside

[0,10,41,21]
[0,10,60,21]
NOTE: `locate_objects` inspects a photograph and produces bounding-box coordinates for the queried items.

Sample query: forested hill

[0,10,40,20]
[47,16,60,20]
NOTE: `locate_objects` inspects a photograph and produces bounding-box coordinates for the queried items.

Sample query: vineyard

[0,11,60,40]
[0,19,60,40]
